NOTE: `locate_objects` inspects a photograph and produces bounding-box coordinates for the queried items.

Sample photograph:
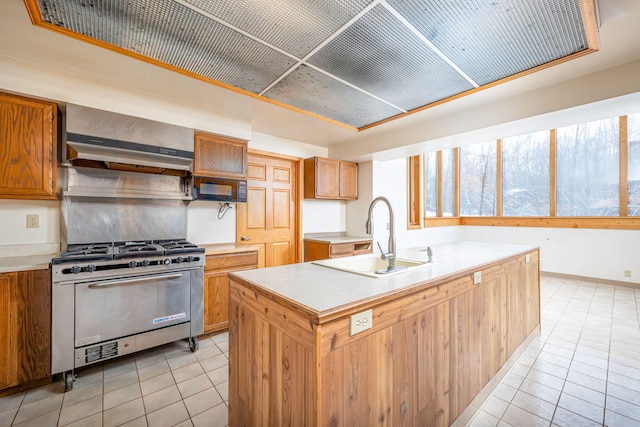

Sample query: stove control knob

[176,256,185,263]
[141,259,151,267]
[187,255,195,262]
[164,258,171,265]
[71,265,82,274]
[85,264,96,273]
[129,260,138,268]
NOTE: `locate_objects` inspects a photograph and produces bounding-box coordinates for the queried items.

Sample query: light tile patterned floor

[469,275,640,427]
[1,275,639,426]
[0,332,230,427]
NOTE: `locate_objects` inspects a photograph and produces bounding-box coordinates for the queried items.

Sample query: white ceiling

[2,0,640,160]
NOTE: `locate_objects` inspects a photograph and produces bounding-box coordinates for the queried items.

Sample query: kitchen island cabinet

[0,268,51,396]
[201,244,258,335]
[228,241,540,426]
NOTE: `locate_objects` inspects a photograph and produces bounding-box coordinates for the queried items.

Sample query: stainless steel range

[52,239,204,391]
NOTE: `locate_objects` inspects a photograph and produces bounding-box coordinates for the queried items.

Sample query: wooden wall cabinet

[304,156,358,200]
[229,250,540,425]
[193,132,248,179]
[203,251,258,335]
[0,269,51,396]
[303,239,372,262]
[0,92,57,200]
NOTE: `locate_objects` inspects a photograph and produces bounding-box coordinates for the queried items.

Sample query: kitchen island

[228,241,540,426]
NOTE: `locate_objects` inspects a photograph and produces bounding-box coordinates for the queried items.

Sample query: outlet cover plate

[26,214,39,228]
[473,271,482,285]
[350,309,373,336]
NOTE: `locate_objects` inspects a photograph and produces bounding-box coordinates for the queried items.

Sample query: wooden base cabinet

[229,250,540,426]
[303,238,372,261]
[0,269,51,396]
[203,251,258,335]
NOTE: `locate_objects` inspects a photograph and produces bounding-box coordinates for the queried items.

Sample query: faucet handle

[376,241,394,260]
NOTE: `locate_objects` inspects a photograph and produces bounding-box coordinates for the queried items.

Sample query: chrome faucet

[366,196,397,273]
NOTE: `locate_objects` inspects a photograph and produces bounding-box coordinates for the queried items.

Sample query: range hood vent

[65,104,195,176]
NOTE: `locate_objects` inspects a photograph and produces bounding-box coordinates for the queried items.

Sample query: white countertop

[231,241,537,318]
[0,243,59,273]
[303,235,372,244]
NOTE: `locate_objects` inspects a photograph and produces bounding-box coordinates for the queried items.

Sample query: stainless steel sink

[313,253,435,278]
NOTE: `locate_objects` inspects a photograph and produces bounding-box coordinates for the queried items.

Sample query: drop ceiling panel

[37,0,297,93]
[182,0,374,58]
[387,0,589,85]
[307,4,476,111]
[264,65,401,129]
[29,0,597,129]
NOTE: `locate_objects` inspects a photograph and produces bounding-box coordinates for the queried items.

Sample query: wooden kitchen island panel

[228,243,540,426]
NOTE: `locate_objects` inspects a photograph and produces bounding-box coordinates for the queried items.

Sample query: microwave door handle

[87,273,183,289]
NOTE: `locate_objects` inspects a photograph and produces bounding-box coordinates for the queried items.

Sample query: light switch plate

[525,254,530,263]
[350,309,373,336]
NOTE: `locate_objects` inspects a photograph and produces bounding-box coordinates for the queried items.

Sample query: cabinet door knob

[241,236,252,241]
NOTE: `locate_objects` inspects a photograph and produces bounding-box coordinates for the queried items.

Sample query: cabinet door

[0,92,57,200]
[314,157,339,199]
[339,161,358,199]
[193,132,248,179]
[0,272,19,390]
[204,272,230,334]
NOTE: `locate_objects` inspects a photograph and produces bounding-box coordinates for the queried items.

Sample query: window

[502,131,550,216]
[442,149,455,216]
[460,141,496,216]
[425,151,437,217]
[556,118,619,216]
[629,113,640,216]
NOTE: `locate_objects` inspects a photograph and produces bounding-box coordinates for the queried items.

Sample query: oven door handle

[87,273,184,288]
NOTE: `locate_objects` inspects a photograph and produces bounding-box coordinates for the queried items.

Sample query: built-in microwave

[191,177,247,202]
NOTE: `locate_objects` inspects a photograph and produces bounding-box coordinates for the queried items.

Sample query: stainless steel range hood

[65,104,194,176]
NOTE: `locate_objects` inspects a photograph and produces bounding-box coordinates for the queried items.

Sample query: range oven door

[74,271,191,348]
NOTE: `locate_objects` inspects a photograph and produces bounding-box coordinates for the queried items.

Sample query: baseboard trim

[541,271,640,289]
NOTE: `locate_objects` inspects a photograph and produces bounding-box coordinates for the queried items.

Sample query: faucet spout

[366,196,397,272]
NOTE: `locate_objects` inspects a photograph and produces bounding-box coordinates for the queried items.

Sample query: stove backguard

[61,167,188,246]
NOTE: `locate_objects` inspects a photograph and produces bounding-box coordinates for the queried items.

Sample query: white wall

[0,200,60,246]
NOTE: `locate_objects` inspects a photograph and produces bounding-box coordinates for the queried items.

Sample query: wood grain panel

[247,187,266,229]
[271,241,291,267]
[203,273,230,333]
[272,189,290,229]
[0,273,18,390]
[248,163,266,180]
[17,269,51,387]
[0,92,57,199]
[193,132,247,179]
[273,166,290,183]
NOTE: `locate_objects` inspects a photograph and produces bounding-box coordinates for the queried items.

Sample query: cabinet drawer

[329,243,355,257]
[205,252,258,272]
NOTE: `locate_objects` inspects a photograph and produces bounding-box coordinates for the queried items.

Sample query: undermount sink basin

[313,253,435,278]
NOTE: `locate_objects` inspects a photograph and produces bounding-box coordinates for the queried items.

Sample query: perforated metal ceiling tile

[183,0,373,58]
[307,4,476,112]
[387,0,589,86]
[37,0,296,94]
[264,65,402,129]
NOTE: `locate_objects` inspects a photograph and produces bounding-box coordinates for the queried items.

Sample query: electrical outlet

[473,271,482,285]
[26,214,39,228]
[525,254,530,263]
[350,309,372,336]
[624,270,632,278]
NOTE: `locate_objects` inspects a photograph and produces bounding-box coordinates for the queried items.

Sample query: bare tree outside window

[502,131,550,216]
[425,151,437,217]
[629,113,640,216]
[460,141,496,216]
[556,118,619,216]
[442,149,455,216]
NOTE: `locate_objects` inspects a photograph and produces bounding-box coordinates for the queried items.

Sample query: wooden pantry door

[236,150,301,268]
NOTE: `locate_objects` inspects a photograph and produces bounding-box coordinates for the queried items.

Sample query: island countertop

[230,240,538,321]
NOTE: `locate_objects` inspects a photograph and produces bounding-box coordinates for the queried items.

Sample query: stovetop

[53,239,204,264]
